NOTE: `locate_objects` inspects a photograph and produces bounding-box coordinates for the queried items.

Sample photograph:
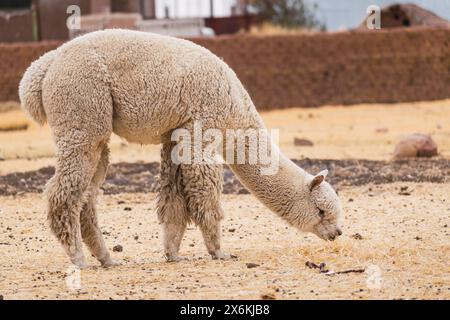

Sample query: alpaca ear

[310,169,328,191]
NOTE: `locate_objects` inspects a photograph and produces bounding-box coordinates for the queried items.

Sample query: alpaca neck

[224,95,313,226]
[228,147,312,223]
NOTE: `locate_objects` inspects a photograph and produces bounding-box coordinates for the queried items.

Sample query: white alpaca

[19,29,343,267]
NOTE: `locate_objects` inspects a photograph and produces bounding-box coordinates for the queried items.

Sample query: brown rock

[351,233,363,240]
[261,293,276,300]
[305,261,319,269]
[375,127,389,133]
[113,245,123,252]
[246,263,260,268]
[393,133,438,158]
[294,138,314,147]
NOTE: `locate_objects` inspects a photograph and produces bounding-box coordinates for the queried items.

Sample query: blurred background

[0,0,449,167]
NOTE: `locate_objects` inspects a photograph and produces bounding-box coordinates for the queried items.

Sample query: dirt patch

[0,158,449,196]
[0,182,448,299]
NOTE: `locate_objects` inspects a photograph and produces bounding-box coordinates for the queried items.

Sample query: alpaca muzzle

[328,228,343,241]
[314,225,343,241]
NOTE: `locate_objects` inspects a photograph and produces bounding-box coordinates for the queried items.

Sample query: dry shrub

[0,122,28,132]
[244,22,317,35]
[0,109,29,132]
[0,101,20,113]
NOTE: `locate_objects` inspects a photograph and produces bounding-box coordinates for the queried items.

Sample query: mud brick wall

[193,27,450,109]
[1,27,449,109]
[0,41,61,102]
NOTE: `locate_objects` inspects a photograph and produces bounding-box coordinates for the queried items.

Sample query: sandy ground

[0,182,449,300]
[0,100,449,300]
[1,100,449,174]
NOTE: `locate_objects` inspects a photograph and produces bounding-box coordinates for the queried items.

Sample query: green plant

[250,0,324,30]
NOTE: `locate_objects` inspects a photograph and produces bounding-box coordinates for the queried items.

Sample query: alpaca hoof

[211,252,237,261]
[101,259,121,268]
[73,261,90,269]
[165,255,189,263]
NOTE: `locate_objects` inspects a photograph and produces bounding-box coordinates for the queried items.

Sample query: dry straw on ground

[0,182,448,299]
[244,23,317,35]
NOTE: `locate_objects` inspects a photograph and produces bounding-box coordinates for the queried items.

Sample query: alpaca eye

[318,209,325,217]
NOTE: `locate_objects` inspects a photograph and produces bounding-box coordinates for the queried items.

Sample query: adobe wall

[0,41,60,102]
[1,28,449,109]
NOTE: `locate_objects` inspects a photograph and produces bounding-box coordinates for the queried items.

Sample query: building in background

[1,0,449,42]
[0,0,252,42]
[356,3,450,30]
[310,0,450,31]
[0,0,36,42]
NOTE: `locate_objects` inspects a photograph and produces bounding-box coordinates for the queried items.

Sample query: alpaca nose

[336,228,343,236]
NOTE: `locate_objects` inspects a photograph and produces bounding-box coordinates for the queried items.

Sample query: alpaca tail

[18,50,57,126]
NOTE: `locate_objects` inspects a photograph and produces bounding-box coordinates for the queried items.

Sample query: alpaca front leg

[158,141,189,262]
[199,219,232,260]
[162,221,187,262]
[180,162,235,260]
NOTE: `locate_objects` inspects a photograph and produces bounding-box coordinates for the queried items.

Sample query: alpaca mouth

[327,229,343,241]
[327,234,338,241]
[315,228,342,241]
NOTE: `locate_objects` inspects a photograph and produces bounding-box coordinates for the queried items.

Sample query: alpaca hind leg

[158,141,188,262]
[46,144,104,268]
[80,146,119,267]
[43,62,113,267]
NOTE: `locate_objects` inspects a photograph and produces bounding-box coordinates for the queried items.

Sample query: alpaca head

[289,169,343,241]
[308,170,343,241]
